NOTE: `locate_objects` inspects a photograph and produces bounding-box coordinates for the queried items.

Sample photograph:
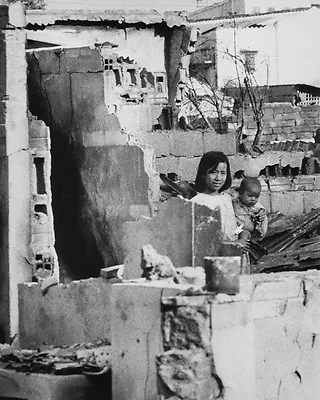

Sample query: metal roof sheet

[26,9,187,28]
[189,7,310,31]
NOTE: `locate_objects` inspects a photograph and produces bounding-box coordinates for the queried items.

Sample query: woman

[191,151,243,243]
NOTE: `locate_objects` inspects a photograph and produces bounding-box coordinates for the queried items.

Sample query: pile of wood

[251,208,320,274]
[0,340,111,376]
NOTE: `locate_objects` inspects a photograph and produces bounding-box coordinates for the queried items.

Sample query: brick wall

[243,103,320,143]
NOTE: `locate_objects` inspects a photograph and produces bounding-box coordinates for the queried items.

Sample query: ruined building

[2,2,320,400]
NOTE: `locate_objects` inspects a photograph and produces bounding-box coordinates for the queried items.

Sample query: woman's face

[203,162,227,194]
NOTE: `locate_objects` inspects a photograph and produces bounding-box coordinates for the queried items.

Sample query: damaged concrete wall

[29,115,58,282]
[27,45,159,280]
[123,197,224,279]
[18,278,112,349]
[112,270,320,400]
[0,2,31,342]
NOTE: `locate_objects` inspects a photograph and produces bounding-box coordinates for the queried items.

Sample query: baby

[233,177,268,273]
[233,177,268,242]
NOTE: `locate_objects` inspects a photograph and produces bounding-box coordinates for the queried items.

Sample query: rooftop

[189,6,311,29]
[26,9,187,28]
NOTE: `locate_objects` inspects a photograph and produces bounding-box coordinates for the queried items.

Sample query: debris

[141,244,181,283]
[253,208,320,273]
[100,264,124,281]
[0,340,111,376]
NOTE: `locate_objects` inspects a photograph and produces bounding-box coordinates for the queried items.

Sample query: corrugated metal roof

[189,7,310,31]
[26,9,187,28]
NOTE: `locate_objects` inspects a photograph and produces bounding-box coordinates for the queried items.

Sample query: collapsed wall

[27,45,161,280]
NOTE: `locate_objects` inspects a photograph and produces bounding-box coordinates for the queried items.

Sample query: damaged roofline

[26,9,188,29]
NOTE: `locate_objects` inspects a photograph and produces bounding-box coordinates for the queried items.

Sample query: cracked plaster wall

[111,270,320,400]
[0,3,31,342]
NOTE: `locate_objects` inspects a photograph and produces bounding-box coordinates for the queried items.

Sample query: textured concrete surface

[19,278,112,349]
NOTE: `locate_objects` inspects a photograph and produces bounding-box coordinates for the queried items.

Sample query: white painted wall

[215,8,320,88]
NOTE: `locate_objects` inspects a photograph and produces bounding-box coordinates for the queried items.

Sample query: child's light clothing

[232,197,268,240]
[191,192,238,241]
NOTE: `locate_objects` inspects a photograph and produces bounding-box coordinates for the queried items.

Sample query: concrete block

[252,275,301,301]
[111,282,181,400]
[211,301,255,400]
[280,151,305,169]
[34,49,60,75]
[303,191,320,213]
[152,130,172,157]
[155,155,179,175]
[203,130,236,155]
[171,130,203,157]
[178,156,200,181]
[292,175,315,191]
[270,191,304,215]
[268,177,292,192]
[274,114,283,121]
[252,299,287,319]
[60,47,103,73]
[19,278,112,349]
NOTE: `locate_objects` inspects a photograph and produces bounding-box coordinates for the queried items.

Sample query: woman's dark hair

[194,151,232,193]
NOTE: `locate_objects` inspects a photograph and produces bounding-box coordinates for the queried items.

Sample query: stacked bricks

[243,103,320,144]
[134,128,237,182]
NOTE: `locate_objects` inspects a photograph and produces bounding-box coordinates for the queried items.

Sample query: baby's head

[238,177,261,207]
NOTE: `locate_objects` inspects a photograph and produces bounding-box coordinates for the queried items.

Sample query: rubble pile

[0,340,111,376]
[252,208,320,273]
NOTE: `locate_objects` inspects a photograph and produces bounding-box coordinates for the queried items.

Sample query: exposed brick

[203,130,236,155]
[274,114,283,121]
[270,191,303,215]
[171,130,203,157]
[265,120,277,128]
[282,113,296,120]
[274,120,296,127]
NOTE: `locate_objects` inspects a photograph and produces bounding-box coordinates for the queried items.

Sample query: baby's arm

[254,207,268,238]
